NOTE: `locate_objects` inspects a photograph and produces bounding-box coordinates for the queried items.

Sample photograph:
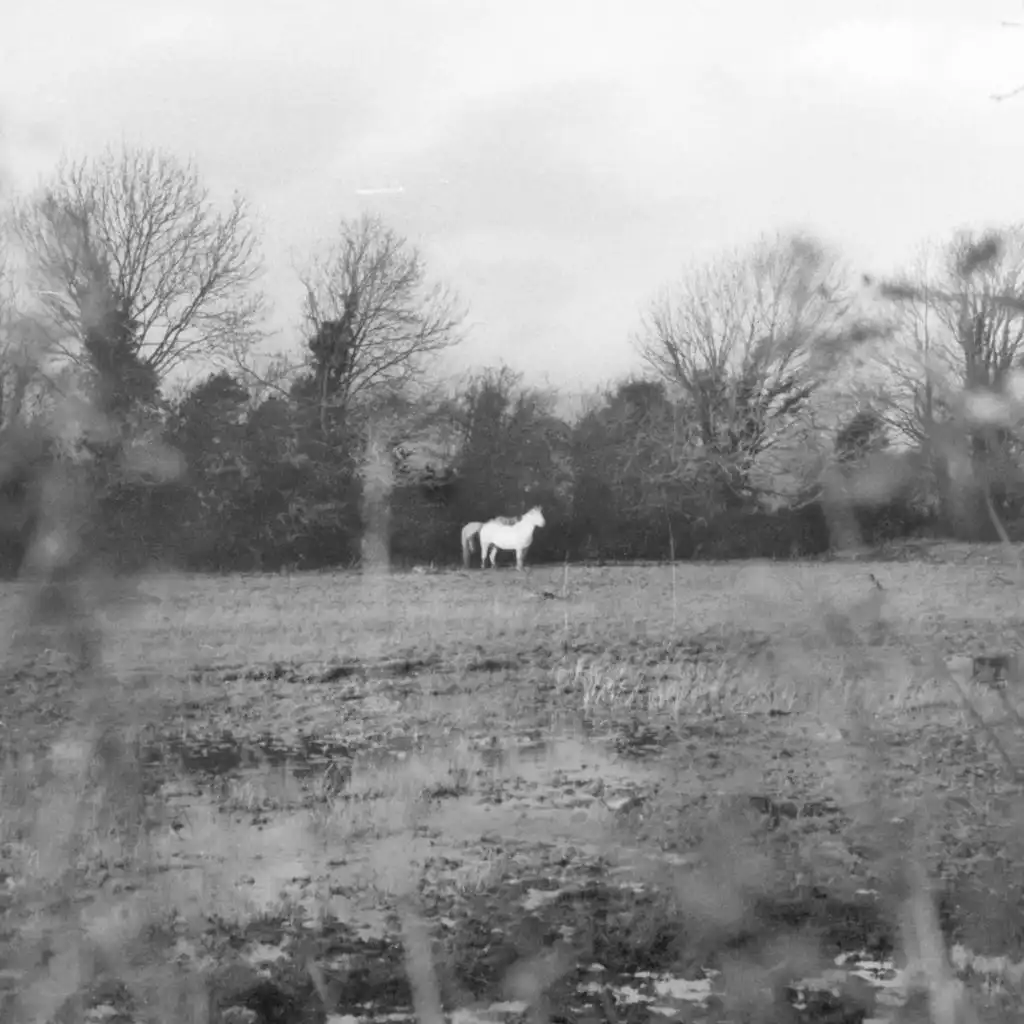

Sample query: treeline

[0,144,1022,577]
[0,369,941,574]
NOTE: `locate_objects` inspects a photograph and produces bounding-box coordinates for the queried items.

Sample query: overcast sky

[4,0,1024,394]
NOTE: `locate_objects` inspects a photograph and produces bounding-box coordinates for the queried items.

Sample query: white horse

[478,506,546,570]
[461,516,518,568]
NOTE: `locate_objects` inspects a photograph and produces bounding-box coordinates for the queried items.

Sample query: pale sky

[4,0,1024,394]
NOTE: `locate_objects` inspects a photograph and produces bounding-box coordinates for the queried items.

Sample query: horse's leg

[521,541,533,571]
[516,547,524,571]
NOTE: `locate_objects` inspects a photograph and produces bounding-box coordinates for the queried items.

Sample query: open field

[5,547,1024,1022]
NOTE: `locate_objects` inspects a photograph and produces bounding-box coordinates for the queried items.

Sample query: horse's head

[527,505,546,528]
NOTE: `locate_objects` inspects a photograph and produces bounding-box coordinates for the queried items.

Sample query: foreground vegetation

[3,548,1024,1022]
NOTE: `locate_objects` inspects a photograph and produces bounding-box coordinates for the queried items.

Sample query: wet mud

[3,623,1024,1023]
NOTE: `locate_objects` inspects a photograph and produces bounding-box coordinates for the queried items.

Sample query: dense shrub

[690,506,831,561]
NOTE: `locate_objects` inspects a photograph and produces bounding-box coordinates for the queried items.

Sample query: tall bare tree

[866,229,1024,401]
[855,244,959,450]
[299,213,465,433]
[10,145,265,380]
[635,231,871,505]
[940,228,1024,389]
[865,226,1024,533]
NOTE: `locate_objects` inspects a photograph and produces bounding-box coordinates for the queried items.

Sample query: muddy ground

[3,553,1024,1022]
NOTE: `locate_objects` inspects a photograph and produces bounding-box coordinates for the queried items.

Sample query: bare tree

[865,228,1024,393]
[10,145,265,380]
[855,246,959,451]
[299,213,465,432]
[635,231,873,504]
[857,226,1024,535]
[0,234,53,430]
[939,227,1024,390]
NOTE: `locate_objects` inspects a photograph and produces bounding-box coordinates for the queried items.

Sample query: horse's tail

[462,524,480,568]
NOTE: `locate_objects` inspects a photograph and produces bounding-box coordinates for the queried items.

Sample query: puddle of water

[486,729,642,788]
[149,734,653,935]
[424,733,656,851]
[578,967,717,1012]
[576,949,960,1022]
[158,732,353,777]
[145,751,1024,1024]
[151,727,966,1022]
